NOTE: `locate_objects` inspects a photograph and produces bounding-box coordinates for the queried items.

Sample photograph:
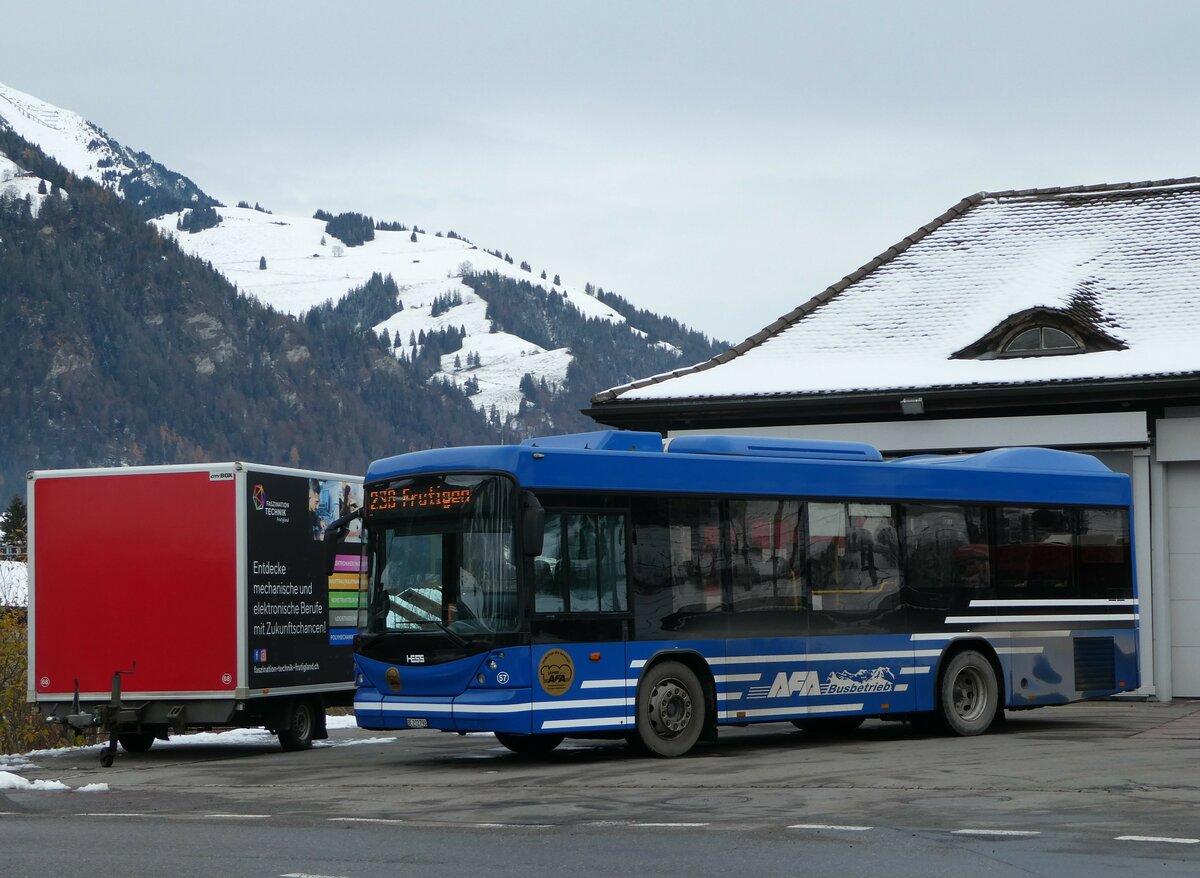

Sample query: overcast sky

[4,2,1199,342]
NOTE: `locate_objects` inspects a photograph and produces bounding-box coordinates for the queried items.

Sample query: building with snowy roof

[589,177,1200,700]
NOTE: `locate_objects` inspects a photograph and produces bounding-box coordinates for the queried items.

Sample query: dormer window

[1002,326,1082,356]
[951,305,1125,361]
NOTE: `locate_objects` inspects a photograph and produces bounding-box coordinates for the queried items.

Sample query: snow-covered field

[152,206,629,420]
[0,82,127,189]
[0,154,60,218]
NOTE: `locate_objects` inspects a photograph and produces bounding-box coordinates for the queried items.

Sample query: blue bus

[340,431,1138,757]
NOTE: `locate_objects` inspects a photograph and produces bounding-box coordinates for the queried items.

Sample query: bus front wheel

[634,660,706,758]
[940,650,999,736]
[494,732,564,756]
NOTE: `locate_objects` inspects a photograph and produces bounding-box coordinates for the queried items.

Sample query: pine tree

[519,373,537,401]
[0,495,26,550]
[410,230,418,243]
[259,256,267,270]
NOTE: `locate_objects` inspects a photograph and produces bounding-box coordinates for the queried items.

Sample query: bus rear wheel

[494,732,564,755]
[634,660,706,758]
[940,650,999,736]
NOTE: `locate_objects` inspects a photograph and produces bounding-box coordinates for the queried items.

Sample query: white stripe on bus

[540,715,634,730]
[994,646,1046,655]
[533,698,629,711]
[369,697,638,715]
[718,703,865,720]
[712,650,943,665]
[946,613,1137,624]
[580,679,638,689]
[911,631,1071,640]
[969,599,1137,607]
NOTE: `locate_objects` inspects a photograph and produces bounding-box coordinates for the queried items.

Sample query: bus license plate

[406,718,428,729]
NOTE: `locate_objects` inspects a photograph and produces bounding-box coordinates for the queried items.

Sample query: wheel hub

[649,679,693,736]
[953,668,985,721]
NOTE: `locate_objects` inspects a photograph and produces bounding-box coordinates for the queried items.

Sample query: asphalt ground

[2,700,1200,844]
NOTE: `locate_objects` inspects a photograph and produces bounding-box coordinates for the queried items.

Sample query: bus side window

[903,504,991,614]
[729,499,805,614]
[995,507,1076,598]
[1077,507,1132,600]
[669,499,724,614]
[536,511,628,613]
[808,502,899,612]
[534,514,564,613]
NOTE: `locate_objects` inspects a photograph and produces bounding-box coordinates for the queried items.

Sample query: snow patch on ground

[1,560,27,607]
[372,275,572,420]
[0,770,70,791]
[0,154,60,218]
[442,332,572,421]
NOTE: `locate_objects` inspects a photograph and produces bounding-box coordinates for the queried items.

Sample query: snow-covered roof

[595,178,1200,404]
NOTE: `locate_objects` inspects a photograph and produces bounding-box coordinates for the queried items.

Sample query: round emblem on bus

[538,648,574,697]
[221,673,232,685]
[497,671,510,685]
[40,676,50,689]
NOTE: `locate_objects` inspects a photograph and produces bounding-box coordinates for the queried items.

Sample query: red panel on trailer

[33,470,238,696]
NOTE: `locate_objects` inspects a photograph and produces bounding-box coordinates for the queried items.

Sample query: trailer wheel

[494,732,564,756]
[278,699,317,751]
[118,732,155,753]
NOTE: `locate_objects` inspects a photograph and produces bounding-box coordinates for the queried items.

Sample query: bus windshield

[364,473,519,635]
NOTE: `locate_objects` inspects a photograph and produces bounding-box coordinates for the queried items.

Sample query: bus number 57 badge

[538,648,574,696]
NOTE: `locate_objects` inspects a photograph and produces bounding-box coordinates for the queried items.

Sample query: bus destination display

[367,482,473,515]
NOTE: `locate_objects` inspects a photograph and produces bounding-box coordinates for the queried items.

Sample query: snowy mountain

[151,206,640,421]
[0,81,726,492]
[0,82,214,217]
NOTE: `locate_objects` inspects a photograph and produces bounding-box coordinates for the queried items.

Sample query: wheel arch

[933,637,1007,711]
[637,649,719,735]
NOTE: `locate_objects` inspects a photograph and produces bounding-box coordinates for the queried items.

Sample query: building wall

[670,411,1179,698]
[1154,415,1200,699]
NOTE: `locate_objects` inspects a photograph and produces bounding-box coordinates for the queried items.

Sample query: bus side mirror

[323,508,362,576]
[522,493,545,556]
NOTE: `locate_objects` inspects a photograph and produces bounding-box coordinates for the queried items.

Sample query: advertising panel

[245,471,364,690]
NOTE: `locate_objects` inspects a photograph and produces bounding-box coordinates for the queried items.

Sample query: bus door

[804,501,915,717]
[529,508,634,735]
[724,499,813,722]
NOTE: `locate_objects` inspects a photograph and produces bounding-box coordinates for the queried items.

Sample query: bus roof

[365,431,1131,507]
